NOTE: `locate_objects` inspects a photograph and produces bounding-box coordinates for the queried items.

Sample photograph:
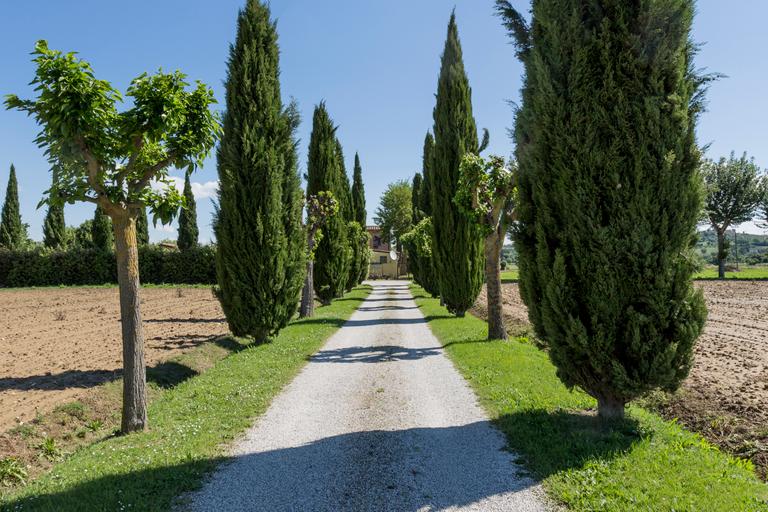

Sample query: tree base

[597,395,626,420]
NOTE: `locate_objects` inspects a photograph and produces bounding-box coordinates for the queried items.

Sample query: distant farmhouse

[366,226,400,278]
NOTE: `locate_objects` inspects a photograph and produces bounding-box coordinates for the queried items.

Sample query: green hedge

[0,245,216,287]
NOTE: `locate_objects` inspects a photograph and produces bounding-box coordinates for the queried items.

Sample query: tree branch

[130,154,177,192]
[74,136,109,200]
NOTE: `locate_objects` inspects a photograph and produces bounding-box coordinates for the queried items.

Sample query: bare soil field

[0,287,227,431]
[472,280,768,478]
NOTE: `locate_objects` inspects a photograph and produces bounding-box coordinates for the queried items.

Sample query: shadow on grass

[146,361,198,389]
[494,409,645,479]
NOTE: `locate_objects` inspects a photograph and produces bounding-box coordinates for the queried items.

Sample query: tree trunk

[716,229,727,280]
[300,259,314,318]
[485,228,507,341]
[113,214,147,433]
[597,394,625,420]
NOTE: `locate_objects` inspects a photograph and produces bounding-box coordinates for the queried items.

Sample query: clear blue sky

[1,0,766,243]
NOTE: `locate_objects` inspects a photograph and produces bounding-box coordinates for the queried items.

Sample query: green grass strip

[1,285,371,512]
[411,285,768,512]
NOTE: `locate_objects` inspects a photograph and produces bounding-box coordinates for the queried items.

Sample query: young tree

[307,103,350,303]
[43,165,67,249]
[351,152,366,226]
[136,206,149,246]
[431,12,486,316]
[0,164,27,250]
[498,0,708,419]
[215,0,306,341]
[401,218,439,297]
[457,154,515,340]
[701,153,764,278]
[177,170,199,251]
[92,205,113,251]
[6,41,219,432]
[300,192,339,318]
[346,221,371,290]
[375,180,412,251]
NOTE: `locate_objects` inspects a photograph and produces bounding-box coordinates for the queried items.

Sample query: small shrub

[9,423,35,439]
[55,401,86,421]
[85,419,103,432]
[38,437,62,461]
[0,457,27,486]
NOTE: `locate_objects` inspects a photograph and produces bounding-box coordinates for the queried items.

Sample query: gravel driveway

[186,280,547,511]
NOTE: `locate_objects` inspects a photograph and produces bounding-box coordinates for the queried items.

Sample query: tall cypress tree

[430,12,484,316]
[411,173,423,223]
[307,103,349,303]
[0,164,26,250]
[336,139,353,222]
[420,133,434,217]
[136,207,149,246]
[177,171,199,251]
[92,205,113,251]
[351,152,366,226]
[43,165,66,249]
[498,0,707,418]
[215,0,306,341]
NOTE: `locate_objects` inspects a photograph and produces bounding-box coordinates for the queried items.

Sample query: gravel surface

[186,281,547,511]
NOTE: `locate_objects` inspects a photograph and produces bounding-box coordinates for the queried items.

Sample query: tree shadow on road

[310,344,442,363]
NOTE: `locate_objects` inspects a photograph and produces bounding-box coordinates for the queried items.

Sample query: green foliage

[351,152,366,226]
[177,171,198,251]
[0,286,370,511]
[0,165,27,250]
[136,206,149,246]
[43,204,66,249]
[346,221,371,289]
[91,206,113,252]
[420,133,434,217]
[306,191,339,259]
[503,0,708,410]
[335,139,353,222]
[430,13,484,315]
[0,457,27,487]
[411,173,423,224]
[38,437,62,462]
[413,284,768,511]
[374,180,412,249]
[401,218,439,296]
[214,0,306,341]
[4,40,220,226]
[307,103,350,303]
[0,245,217,287]
[455,154,515,236]
[702,152,764,230]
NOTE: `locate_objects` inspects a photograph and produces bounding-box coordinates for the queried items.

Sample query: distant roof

[366,225,381,231]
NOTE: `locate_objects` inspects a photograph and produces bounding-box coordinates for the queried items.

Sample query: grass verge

[411,284,768,512]
[0,285,371,511]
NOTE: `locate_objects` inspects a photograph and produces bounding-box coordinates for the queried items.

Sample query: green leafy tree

[307,103,350,303]
[375,180,412,251]
[72,219,94,248]
[498,0,708,419]
[177,170,199,251]
[401,218,439,297]
[346,221,371,290]
[351,152,366,226]
[456,154,516,340]
[430,13,486,316]
[0,164,27,249]
[215,0,307,341]
[6,40,219,432]
[92,205,113,251]
[701,152,764,278]
[300,192,339,317]
[43,165,67,249]
[136,206,149,246]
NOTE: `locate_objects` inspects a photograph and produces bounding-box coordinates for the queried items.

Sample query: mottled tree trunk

[485,226,507,341]
[716,228,727,280]
[112,214,147,433]
[300,260,314,318]
[597,394,626,420]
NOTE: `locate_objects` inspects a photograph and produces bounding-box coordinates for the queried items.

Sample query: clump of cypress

[177,171,199,251]
[498,0,708,418]
[351,153,366,227]
[214,0,306,341]
[307,103,350,303]
[430,12,484,316]
[92,205,113,251]
[0,164,26,249]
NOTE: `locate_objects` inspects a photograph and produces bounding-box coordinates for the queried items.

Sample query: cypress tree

[136,206,149,246]
[43,165,66,249]
[0,164,26,250]
[336,139,353,222]
[214,0,306,341]
[346,221,370,290]
[420,133,434,217]
[351,152,366,226]
[408,172,424,283]
[307,103,350,303]
[177,171,199,251]
[92,205,113,251]
[499,0,707,418]
[430,12,484,316]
